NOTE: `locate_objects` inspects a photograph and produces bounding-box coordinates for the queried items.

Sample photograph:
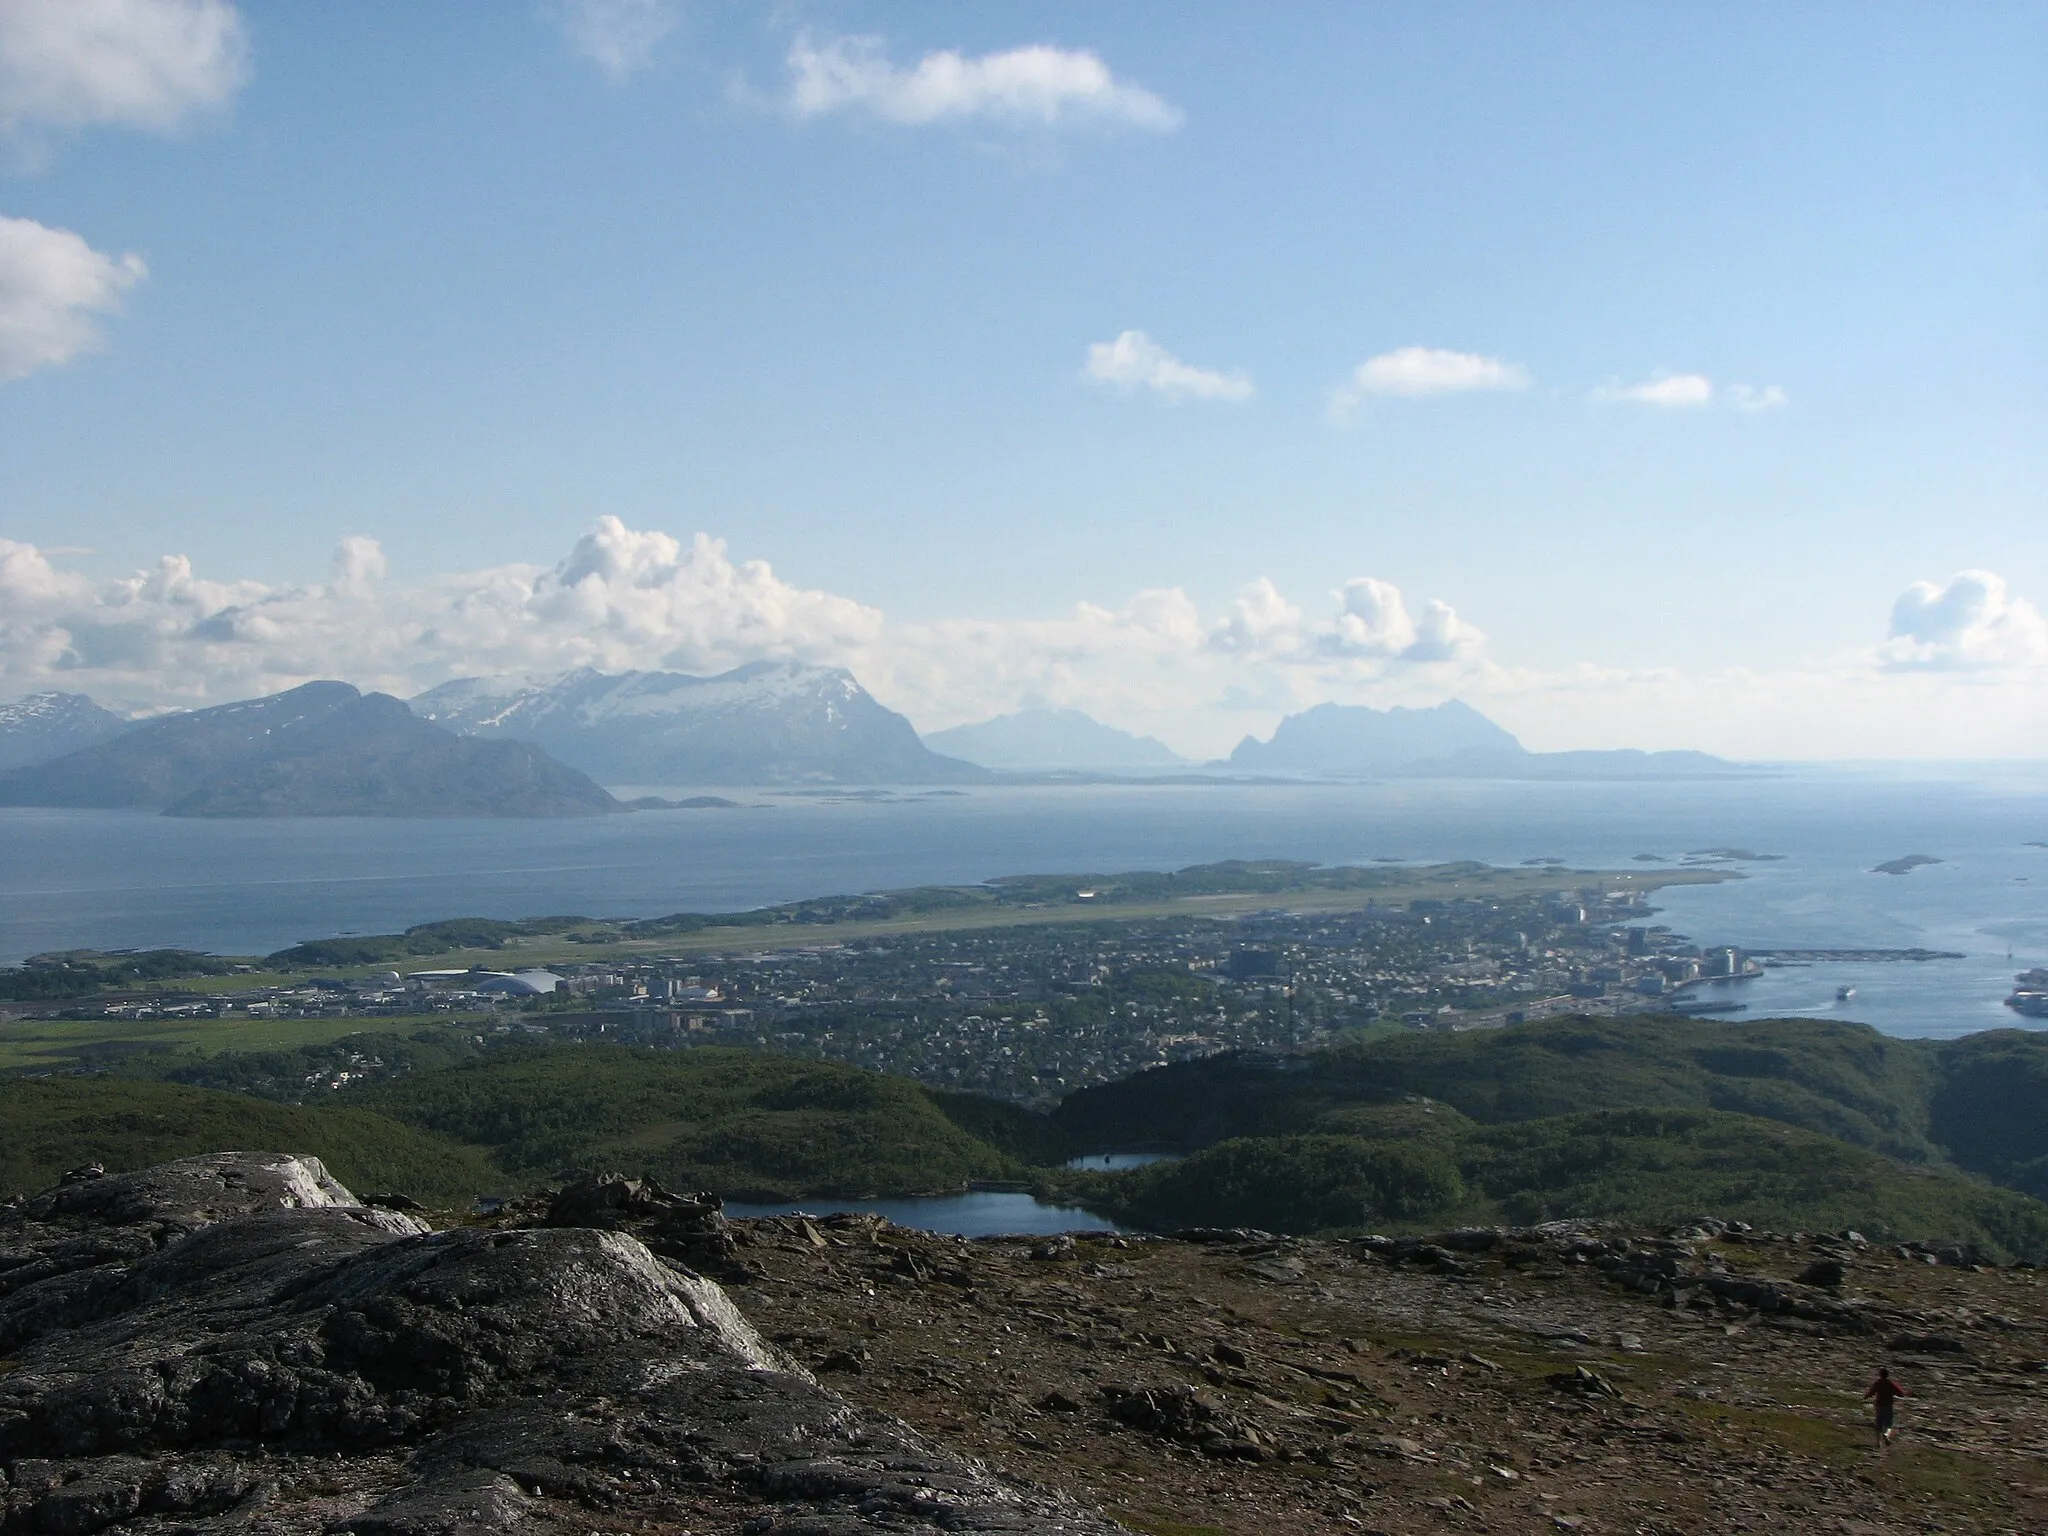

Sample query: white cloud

[0,214,147,382]
[784,33,1180,131]
[1326,578,1486,663]
[1083,330,1251,402]
[1593,373,1789,411]
[1204,575,1484,669]
[1328,347,1528,420]
[0,0,247,138]
[0,518,886,706]
[10,524,2042,761]
[0,522,1483,759]
[1593,371,1715,407]
[555,0,677,80]
[1210,578,1305,657]
[1885,570,2048,671]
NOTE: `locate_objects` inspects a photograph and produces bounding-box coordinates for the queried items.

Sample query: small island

[1873,854,1943,876]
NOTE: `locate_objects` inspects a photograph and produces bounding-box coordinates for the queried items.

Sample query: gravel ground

[722,1214,2048,1536]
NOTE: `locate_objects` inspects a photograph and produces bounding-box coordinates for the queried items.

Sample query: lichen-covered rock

[0,1155,1122,1536]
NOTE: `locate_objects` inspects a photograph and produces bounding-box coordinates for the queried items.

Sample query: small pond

[1062,1152,1178,1171]
[722,1191,1125,1237]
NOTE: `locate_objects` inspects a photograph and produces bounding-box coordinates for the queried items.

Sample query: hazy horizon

[2,3,2043,760]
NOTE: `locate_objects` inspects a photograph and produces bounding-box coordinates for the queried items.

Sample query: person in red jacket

[1864,1367,1909,1447]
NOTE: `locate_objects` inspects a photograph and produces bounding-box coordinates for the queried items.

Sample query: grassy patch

[0,1011,481,1072]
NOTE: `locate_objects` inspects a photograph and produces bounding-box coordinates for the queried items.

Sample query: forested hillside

[11,1016,2047,1253]
[0,1077,494,1202]
[1052,1015,2048,1191]
[1059,1105,2048,1260]
[345,1044,1029,1199]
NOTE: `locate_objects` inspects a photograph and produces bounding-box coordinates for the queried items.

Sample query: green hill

[0,1077,495,1204]
[1925,1029,2048,1200]
[1067,1107,2048,1261]
[1042,1016,2048,1257]
[344,1044,1028,1200]
[1050,1015,2048,1178]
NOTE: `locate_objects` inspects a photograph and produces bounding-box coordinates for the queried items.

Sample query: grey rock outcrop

[0,1154,1122,1536]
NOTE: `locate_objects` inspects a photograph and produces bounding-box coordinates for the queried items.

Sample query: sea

[4,764,2046,1042]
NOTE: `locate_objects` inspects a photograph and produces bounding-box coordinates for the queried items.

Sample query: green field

[286,861,1728,971]
[0,1010,481,1073]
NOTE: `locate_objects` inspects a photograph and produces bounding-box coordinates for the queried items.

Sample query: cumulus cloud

[1205,575,1484,666]
[1327,347,1527,420]
[0,214,147,382]
[1593,373,1788,411]
[1083,330,1252,402]
[1885,570,2048,671]
[1592,371,1714,407]
[0,0,247,139]
[555,0,677,79]
[1326,578,1486,663]
[0,520,1490,761]
[1210,579,1305,657]
[784,33,1180,130]
[0,519,887,705]
[9,523,2047,759]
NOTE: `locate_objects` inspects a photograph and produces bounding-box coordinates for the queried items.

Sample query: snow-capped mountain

[923,708,1187,770]
[410,661,987,785]
[0,691,133,772]
[0,682,616,817]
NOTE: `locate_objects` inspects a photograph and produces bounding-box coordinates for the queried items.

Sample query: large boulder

[0,1154,1122,1535]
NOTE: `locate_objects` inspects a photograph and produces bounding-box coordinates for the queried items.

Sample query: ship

[2004,968,2048,1018]
[1836,985,1857,1002]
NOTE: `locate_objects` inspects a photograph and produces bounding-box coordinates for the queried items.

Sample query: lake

[723,1191,1123,1237]
[4,765,2045,1039]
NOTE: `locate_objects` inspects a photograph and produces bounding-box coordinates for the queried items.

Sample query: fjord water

[3,766,2044,1040]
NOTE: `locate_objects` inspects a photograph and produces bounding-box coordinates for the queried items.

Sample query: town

[35,883,1812,1106]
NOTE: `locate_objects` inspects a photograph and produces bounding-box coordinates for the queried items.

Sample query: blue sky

[1,1,2043,755]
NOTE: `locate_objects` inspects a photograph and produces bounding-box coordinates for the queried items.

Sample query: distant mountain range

[1227,700,1742,779]
[411,661,985,785]
[0,682,617,817]
[923,707,1186,771]
[0,692,133,771]
[0,676,1740,808]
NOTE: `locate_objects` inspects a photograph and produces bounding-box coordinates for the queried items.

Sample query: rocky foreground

[5,1160,2048,1536]
[0,1156,1117,1536]
[674,1200,2048,1535]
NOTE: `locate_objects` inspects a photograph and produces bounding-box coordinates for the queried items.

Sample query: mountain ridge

[0,690,133,771]
[412,660,987,785]
[923,706,1186,770]
[0,682,618,817]
[1227,698,1741,778]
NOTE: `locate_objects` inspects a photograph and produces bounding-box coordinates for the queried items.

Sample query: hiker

[1864,1366,1908,1447]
